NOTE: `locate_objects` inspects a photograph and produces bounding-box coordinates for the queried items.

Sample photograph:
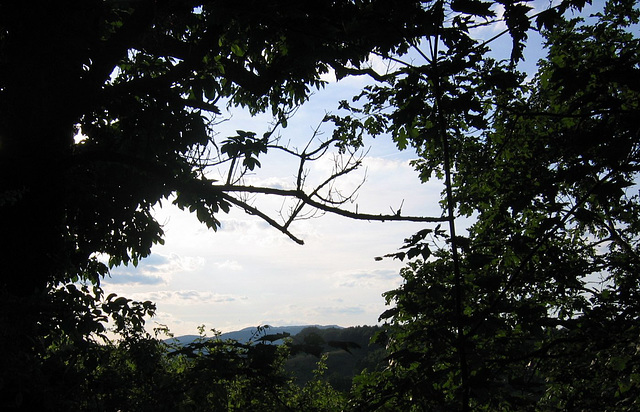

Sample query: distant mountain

[164,325,387,393]
[166,324,343,346]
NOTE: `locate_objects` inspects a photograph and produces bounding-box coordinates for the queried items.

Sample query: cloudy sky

[102,73,444,336]
[99,1,595,337]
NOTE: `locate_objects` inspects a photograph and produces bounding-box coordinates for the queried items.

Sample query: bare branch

[216,184,447,223]
[220,193,305,245]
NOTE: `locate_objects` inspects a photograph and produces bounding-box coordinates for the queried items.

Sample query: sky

[99,1,600,337]
[102,74,444,336]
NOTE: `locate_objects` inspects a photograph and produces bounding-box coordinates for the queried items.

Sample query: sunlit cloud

[214,259,243,271]
[220,218,270,233]
[104,272,166,286]
[336,268,398,289]
[132,290,248,305]
[316,305,366,316]
[104,253,205,285]
[243,175,296,190]
[284,303,368,319]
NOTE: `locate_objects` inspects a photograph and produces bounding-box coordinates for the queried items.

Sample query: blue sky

[99,1,598,336]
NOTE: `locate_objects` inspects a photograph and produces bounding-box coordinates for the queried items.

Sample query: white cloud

[172,255,206,272]
[243,175,295,190]
[316,305,366,316]
[214,260,243,271]
[105,253,205,286]
[335,268,399,289]
[132,290,248,305]
[104,272,166,286]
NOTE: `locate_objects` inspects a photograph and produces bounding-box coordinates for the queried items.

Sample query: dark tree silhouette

[0,1,437,409]
[342,1,640,410]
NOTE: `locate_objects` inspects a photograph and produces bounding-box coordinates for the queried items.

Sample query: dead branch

[220,192,305,245]
[217,184,447,223]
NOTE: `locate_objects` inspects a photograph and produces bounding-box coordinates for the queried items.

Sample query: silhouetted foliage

[3,0,638,410]
[343,1,640,411]
[0,1,432,409]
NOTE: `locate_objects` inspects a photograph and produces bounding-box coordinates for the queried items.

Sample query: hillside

[166,325,387,393]
[284,325,387,392]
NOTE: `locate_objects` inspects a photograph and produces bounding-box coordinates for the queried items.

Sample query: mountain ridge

[166,324,343,346]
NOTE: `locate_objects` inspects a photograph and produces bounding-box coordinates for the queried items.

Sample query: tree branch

[216,184,448,223]
[220,193,305,245]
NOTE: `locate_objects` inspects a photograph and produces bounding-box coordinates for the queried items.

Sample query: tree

[0,0,438,294]
[38,325,306,411]
[0,1,442,409]
[344,0,640,410]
